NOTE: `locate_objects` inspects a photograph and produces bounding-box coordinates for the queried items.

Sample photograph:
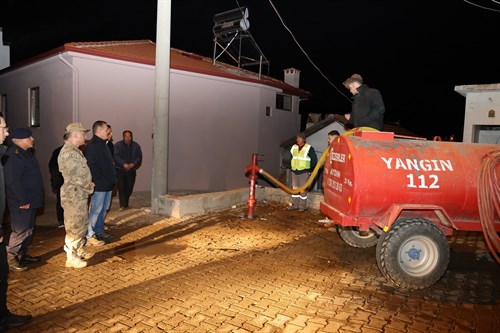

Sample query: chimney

[284,68,300,88]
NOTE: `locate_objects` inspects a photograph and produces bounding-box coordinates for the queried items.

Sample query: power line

[265,0,351,103]
[462,0,500,12]
[234,0,351,104]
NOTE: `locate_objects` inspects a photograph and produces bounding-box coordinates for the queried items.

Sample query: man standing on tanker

[58,123,95,268]
[343,74,385,131]
[288,133,317,212]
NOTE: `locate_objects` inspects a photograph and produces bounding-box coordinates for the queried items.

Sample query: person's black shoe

[0,312,32,329]
[96,232,113,241]
[7,256,28,272]
[21,254,42,264]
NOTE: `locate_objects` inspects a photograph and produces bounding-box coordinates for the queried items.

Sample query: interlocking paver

[2,193,498,332]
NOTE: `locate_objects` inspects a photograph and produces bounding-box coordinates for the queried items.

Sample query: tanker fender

[320,200,458,235]
[376,203,458,236]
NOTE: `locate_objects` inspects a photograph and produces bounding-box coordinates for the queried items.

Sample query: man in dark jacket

[49,144,64,228]
[3,128,44,271]
[84,121,116,246]
[0,114,32,329]
[343,73,385,130]
[114,130,142,210]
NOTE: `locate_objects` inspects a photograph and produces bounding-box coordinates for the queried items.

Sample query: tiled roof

[10,39,311,98]
[65,40,156,64]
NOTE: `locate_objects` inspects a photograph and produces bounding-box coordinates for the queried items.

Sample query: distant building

[0,40,310,195]
[455,83,500,144]
[0,28,9,70]
[279,114,421,190]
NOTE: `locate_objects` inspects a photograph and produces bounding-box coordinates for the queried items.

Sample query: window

[0,94,6,121]
[29,87,40,127]
[265,106,272,117]
[276,93,292,111]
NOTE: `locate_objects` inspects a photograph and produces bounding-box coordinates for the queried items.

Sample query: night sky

[1,0,499,141]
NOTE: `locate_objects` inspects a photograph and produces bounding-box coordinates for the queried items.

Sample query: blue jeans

[87,191,112,238]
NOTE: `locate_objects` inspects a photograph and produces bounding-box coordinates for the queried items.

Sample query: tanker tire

[336,226,379,248]
[376,230,389,279]
[377,218,450,290]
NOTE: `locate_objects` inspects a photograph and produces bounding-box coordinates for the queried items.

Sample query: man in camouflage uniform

[58,123,95,268]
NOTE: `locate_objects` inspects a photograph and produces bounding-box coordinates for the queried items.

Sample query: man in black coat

[0,114,33,329]
[84,121,116,245]
[49,144,64,227]
[3,128,44,271]
[343,73,385,130]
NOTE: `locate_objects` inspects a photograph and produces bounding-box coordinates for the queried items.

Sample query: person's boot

[7,255,28,272]
[20,253,42,265]
[96,231,113,241]
[86,236,105,247]
[65,255,87,269]
[76,247,94,260]
[298,197,308,212]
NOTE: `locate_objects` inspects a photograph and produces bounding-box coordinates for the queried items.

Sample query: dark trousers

[116,169,136,208]
[0,242,8,318]
[55,188,64,225]
[6,208,36,258]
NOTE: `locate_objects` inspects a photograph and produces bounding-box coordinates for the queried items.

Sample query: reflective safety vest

[290,143,312,171]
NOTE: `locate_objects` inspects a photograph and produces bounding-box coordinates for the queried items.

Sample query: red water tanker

[320,131,500,289]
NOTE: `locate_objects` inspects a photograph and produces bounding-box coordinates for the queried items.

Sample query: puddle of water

[113,241,186,260]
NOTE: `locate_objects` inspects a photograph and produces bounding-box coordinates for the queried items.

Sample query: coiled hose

[477,149,500,263]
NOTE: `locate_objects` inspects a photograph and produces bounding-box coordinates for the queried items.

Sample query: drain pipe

[58,54,79,121]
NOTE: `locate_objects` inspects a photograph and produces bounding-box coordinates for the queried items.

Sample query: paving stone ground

[4,192,499,332]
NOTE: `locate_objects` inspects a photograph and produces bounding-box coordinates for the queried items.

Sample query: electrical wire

[462,0,500,12]
[477,149,500,263]
[263,0,352,103]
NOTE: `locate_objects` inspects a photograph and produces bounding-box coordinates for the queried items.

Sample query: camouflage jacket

[58,141,94,202]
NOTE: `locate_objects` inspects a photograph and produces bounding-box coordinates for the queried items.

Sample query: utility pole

[151,0,171,213]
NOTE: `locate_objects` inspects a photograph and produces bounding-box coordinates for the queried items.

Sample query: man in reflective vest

[288,132,317,211]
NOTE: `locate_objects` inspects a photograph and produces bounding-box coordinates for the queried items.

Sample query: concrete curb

[155,187,324,218]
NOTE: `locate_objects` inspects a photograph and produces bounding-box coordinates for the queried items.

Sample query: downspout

[58,53,79,121]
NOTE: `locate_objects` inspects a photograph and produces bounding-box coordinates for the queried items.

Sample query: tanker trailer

[320,130,500,289]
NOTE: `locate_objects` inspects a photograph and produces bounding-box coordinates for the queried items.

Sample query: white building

[0,40,310,196]
[0,28,9,70]
[455,83,500,144]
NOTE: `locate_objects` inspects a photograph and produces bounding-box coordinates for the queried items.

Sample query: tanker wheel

[336,226,379,248]
[377,217,450,289]
[375,230,388,279]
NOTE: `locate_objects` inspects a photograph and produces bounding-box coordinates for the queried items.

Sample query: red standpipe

[244,154,259,218]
